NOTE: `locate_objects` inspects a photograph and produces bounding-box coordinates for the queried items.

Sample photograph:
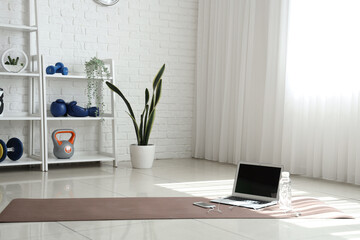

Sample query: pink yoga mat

[0,197,353,222]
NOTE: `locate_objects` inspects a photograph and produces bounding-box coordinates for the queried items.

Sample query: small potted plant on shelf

[106,64,165,169]
[1,48,28,73]
[85,57,110,116]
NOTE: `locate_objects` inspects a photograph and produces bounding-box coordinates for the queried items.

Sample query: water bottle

[279,171,292,210]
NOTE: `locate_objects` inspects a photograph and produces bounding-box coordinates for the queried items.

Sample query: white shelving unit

[0,0,44,170]
[41,56,118,171]
[0,1,117,172]
[0,23,38,32]
[0,72,40,77]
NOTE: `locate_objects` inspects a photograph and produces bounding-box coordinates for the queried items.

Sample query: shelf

[0,113,41,120]
[0,1,46,172]
[46,114,114,121]
[0,71,40,77]
[0,23,38,32]
[47,152,115,164]
[42,57,117,171]
[45,74,112,81]
[0,156,41,167]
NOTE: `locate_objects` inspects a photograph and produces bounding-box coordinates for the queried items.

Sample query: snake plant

[5,55,24,66]
[106,64,165,145]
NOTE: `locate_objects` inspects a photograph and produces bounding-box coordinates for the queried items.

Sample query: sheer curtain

[194,0,289,164]
[194,0,360,184]
[282,0,360,184]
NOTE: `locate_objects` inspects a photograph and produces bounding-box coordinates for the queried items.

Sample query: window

[286,0,360,97]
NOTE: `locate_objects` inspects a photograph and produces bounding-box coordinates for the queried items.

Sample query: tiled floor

[0,158,359,240]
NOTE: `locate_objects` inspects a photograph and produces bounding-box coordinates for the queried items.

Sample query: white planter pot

[3,65,25,73]
[129,144,155,169]
[1,48,28,73]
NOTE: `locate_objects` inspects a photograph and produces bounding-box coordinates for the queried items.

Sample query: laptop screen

[234,163,282,198]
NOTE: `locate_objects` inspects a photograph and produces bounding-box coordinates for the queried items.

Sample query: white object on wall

[1,48,28,73]
[93,0,120,6]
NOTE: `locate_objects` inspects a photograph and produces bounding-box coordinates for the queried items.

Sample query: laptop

[211,162,283,210]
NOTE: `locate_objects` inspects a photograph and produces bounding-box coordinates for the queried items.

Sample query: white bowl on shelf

[3,64,24,73]
[1,48,28,73]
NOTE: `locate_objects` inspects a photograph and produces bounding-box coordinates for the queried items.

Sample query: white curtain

[282,0,360,184]
[194,0,360,184]
[194,0,288,164]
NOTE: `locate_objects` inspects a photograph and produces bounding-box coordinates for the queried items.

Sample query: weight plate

[6,138,23,161]
[0,140,7,162]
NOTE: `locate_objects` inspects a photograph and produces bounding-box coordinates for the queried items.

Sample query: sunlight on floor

[283,216,360,228]
[156,180,233,199]
[332,230,360,238]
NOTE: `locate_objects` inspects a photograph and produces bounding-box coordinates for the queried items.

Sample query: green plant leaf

[144,109,156,145]
[126,112,140,145]
[155,79,162,106]
[149,94,155,115]
[152,64,165,89]
[15,57,19,65]
[139,107,146,144]
[106,64,165,145]
[143,104,149,144]
[85,57,110,116]
[106,81,136,120]
[145,88,149,105]
[106,81,140,143]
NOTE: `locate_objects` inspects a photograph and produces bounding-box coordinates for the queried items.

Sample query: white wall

[0,0,198,161]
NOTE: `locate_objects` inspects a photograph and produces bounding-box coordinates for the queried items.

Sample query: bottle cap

[282,171,290,178]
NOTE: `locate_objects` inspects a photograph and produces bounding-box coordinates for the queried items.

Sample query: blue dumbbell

[0,138,24,162]
[46,62,68,75]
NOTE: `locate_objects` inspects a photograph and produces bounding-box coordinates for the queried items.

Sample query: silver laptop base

[211,197,277,210]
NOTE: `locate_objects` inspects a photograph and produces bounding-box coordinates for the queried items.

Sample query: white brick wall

[0,0,198,161]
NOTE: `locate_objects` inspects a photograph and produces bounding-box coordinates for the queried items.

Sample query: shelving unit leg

[110,59,118,167]
[112,119,118,168]
[41,56,48,172]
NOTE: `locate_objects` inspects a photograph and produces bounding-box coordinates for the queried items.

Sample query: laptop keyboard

[225,196,269,204]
